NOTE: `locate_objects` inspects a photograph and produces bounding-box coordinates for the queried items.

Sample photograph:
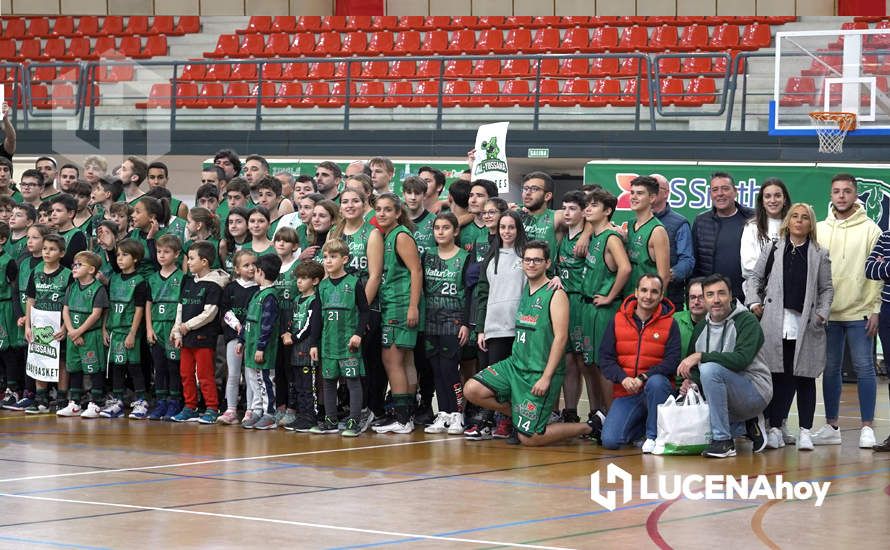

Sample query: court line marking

[750,500,782,550]
[0,437,460,484]
[0,493,570,550]
[0,534,110,550]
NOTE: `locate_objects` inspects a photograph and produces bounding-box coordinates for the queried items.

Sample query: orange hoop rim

[809,111,857,132]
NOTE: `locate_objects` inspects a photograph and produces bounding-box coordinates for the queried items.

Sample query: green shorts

[152,321,180,361]
[321,355,364,380]
[567,293,586,354]
[580,299,619,366]
[109,330,141,366]
[66,330,106,374]
[0,299,14,351]
[473,356,565,437]
[381,322,417,349]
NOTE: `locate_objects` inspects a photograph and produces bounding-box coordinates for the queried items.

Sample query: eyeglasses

[71,262,83,268]
[688,295,704,302]
[522,186,544,194]
[19,182,40,188]
[481,209,501,217]
[522,257,546,265]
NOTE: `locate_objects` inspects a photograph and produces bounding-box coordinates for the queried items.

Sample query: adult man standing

[677,274,771,458]
[814,173,882,448]
[213,149,241,180]
[315,161,342,202]
[418,166,446,213]
[58,164,80,194]
[118,156,148,205]
[692,172,753,300]
[598,274,679,452]
[465,241,600,446]
[147,161,189,219]
[35,157,58,193]
[624,176,671,295]
[652,173,695,308]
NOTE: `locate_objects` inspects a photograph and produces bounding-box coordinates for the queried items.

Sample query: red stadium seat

[367,31,395,55]
[223,81,250,108]
[265,33,291,57]
[657,77,685,105]
[392,31,421,54]
[502,79,532,106]
[43,38,66,60]
[559,16,590,28]
[867,21,890,49]
[451,16,478,29]
[501,28,532,52]
[416,59,443,79]
[334,61,361,79]
[77,16,101,37]
[676,24,709,51]
[371,16,398,30]
[240,34,266,57]
[657,57,681,75]
[531,28,560,51]
[361,60,389,79]
[149,15,177,36]
[801,56,841,76]
[33,65,57,82]
[620,78,649,106]
[647,25,678,51]
[143,35,167,57]
[386,81,414,107]
[322,16,348,33]
[710,24,740,49]
[532,16,561,28]
[204,63,232,81]
[119,36,144,58]
[281,62,309,81]
[271,16,296,33]
[259,62,281,80]
[206,35,239,58]
[615,26,648,52]
[94,36,119,58]
[52,17,79,37]
[679,76,716,105]
[174,16,201,34]
[448,29,476,53]
[59,66,81,81]
[308,62,335,80]
[504,16,533,29]
[343,32,369,55]
[4,19,27,40]
[397,16,425,31]
[424,16,452,30]
[590,26,619,50]
[444,59,472,78]
[472,58,501,77]
[125,16,149,36]
[473,29,504,53]
[30,84,50,110]
[296,16,322,32]
[413,80,440,106]
[538,57,560,76]
[100,16,124,36]
[443,80,471,106]
[274,82,303,106]
[231,62,257,81]
[253,81,278,108]
[180,63,206,81]
[290,34,315,55]
[535,79,561,106]
[62,37,92,60]
[329,81,357,107]
[48,83,77,109]
[314,32,342,56]
[779,76,817,106]
[478,16,506,29]
[18,39,45,62]
[502,58,531,77]
[559,27,590,52]
[172,82,200,108]
[300,82,330,107]
[239,16,271,34]
[96,64,133,82]
[420,30,449,54]
[740,23,771,50]
[354,81,387,107]
[390,59,416,78]
[590,78,622,106]
[137,83,171,108]
[347,15,373,30]
[681,56,714,75]
[467,80,502,106]
[192,83,227,108]
[28,18,51,38]
[559,58,590,77]
[589,57,619,77]
[558,78,591,106]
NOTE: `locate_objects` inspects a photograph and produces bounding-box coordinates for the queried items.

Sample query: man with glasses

[315,161,342,203]
[691,172,753,300]
[465,240,599,446]
[17,170,44,209]
[674,277,707,354]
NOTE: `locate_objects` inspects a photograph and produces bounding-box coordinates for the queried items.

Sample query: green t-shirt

[318,273,361,360]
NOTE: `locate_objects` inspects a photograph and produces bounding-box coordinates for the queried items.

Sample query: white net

[810,112,856,154]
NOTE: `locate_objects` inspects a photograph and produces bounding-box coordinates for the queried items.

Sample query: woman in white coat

[744,203,834,451]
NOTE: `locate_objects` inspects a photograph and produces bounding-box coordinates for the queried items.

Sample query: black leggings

[768,339,817,430]
[480,336,515,369]
[425,334,464,414]
[0,348,25,391]
[414,331,434,407]
[150,344,181,397]
[275,344,293,409]
[363,310,387,415]
[290,363,317,417]
[68,372,106,401]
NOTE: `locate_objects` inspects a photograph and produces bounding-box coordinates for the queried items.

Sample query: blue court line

[0,437,223,460]
[0,535,110,550]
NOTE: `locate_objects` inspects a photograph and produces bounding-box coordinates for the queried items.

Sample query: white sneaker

[859,426,876,448]
[781,420,796,445]
[798,428,814,451]
[128,399,149,420]
[373,419,414,434]
[56,401,82,417]
[424,412,450,434]
[447,412,465,435]
[642,438,656,454]
[80,402,101,418]
[811,423,842,445]
[766,427,786,449]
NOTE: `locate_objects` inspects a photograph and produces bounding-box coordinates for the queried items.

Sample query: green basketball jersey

[381,225,414,309]
[523,209,559,257]
[512,283,557,373]
[0,252,14,350]
[4,234,27,261]
[18,256,41,317]
[243,286,279,370]
[343,222,376,283]
[31,266,71,312]
[60,226,84,249]
[242,239,275,258]
[423,247,469,335]
[147,269,183,325]
[318,273,361,360]
[66,279,104,330]
[184,237,221,269]
[411,211,437,256]
[557,229,586,295]
[0,252,12,303]
[459,221,490,263]
[274,259,300,322]
[107,272,145,330]
[583,229,620,299]
[296,224,309,251]
[126,229,156,278]
[624,215,662,295]
[159,216,187,241]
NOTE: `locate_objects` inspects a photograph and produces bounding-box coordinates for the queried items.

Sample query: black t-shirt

[220,279,259,342]
[0,143,11,160]
[180,275,222,348]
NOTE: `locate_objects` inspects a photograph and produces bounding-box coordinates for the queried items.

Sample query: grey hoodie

[477,248,526,339]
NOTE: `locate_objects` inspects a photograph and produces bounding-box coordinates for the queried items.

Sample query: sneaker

[25,400,50,414]
[128,399,149,420]
[464,423,493,441]
[1,389,20,409]
[285,413,316,432]
[811,423,842,445]
[586,410,606,442]
[98,399,124,418]
[252,413,277,430]
[780,420,796,445]
[447,412,465,435]
[310,416,339,434]
[506,430,520,445]
[561,409,581,424]
[278,410,297,427]
[745,415,767,453]
[273,409,286,425]
[424,411,451,434]
[56,400,81,417]
[163,400,182,421]
[798,428,814,451]
[373,418,414,434]
[241,410,261,429]
[341,418,360,437]
[874,434,890,452]
[147,399,167,421]
[413,405,435,426]
[548,410,561,424]
[766,427,785,449]
[702,439,737,458]
[198,409,219,424]
[9,396,34,412]
[642,438,656,454]
[859,426,876,448]
[493,417,512,439]
[217,409,239,425]
[371,414,393,428]
[172,407,199,423]
[80,402,101,418]
[358,408,375,434]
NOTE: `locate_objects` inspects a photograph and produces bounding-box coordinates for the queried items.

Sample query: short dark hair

[256,253,282,282]
[523,239,551,261]
[20,169,45,188]
[316,161,342,179]
[0,157,12,170]
[245,154,270,173]
[562,190,588,208]
[214,149,242,175]
[117,238,145,263]
[630,175,659,195]
[43,233,66,253]
[146,185,172,200]
[637,272,664,292]
[196,183,220,201]
[418,166,446,193]
[295,260,325,281]
[188,240,217,265]
[255,175,282,197]
[59,163,80,176]
[147,161,168,178]
[99,177,124,200]
[522,171,554,193]
[470,179,498,198]
[203,164,226,181]
[12,202,37,222]
[831,173,857,188]
[588,188,617,221]
[35,156,57,168]
[225,178,251,198]
[71,179,92,198]
[50,193,78,213]
[710,171,734,184]
[448,180,471,209]
[0,221,9,241]
[701,273,733,296]
[126,156,148,185]
[401,175,427,195]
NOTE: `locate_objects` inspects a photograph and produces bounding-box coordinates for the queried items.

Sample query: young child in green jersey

[145,234,185,421]
[219,250,258,425]
[101,238,149,419]
[281,260,323,432]
[105,202,131,235]
[93,219,121,286]
[127,196,166,278]
[24,233,72,414]
[89,177,122,236]
[0,222,22,410]
[312,239,370,437]
[6,203,35,261]
[237,254,281,431]
[58,251,108,418]
[272,226,300,426]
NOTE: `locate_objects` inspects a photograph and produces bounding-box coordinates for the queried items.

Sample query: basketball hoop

[809,112,857,154]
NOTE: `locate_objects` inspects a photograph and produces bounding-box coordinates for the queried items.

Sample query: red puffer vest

[612,294,675,399]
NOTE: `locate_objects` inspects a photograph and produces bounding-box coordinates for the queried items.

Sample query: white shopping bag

[652,388,711,455]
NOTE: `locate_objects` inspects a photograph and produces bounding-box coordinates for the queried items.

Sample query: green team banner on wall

[583,161,890,230]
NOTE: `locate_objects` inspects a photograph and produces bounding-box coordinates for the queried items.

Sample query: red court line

[645,498,678,550]
[750,500,782,550]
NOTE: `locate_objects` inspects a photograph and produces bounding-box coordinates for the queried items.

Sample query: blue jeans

[824,319,876,422]
[601,374,672,449]
[699,362,769,441]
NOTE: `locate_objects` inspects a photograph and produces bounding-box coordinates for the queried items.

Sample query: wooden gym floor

[0,382,888,550]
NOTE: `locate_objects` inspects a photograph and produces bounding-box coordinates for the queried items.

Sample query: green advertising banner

[583,161,890,230]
